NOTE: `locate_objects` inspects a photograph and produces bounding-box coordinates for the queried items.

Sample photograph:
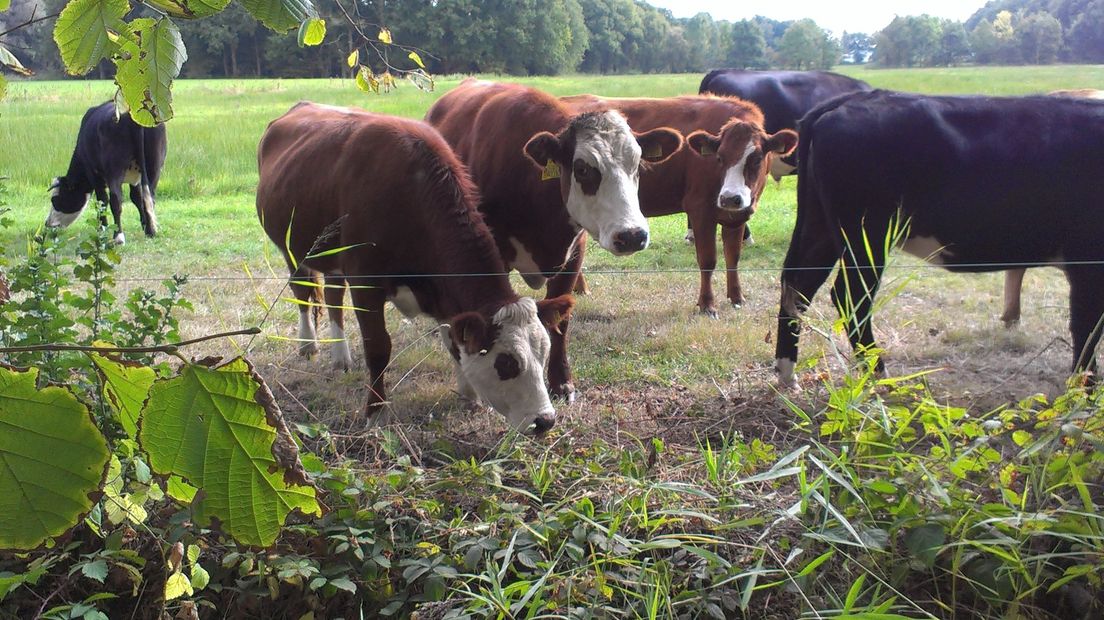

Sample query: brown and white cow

[257,102,574,433]
[426,79,682,400]
[1000,88,1104,327]
[563,94,797,316]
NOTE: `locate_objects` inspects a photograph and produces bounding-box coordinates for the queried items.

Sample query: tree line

[2,0,1101,80]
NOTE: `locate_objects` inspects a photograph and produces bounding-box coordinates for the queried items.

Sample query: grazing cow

[563,94,797,316]
[426,79,682,400]
[1000,88,1104,327]
[257,102,575,433]
[46,101,166,244]
[775,90,1104,386]
[698,69,871,180]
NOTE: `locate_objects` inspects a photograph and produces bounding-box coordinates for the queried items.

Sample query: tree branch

[0,327,261,354]
[0,9,60,41]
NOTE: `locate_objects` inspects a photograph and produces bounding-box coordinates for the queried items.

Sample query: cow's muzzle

[612,227,649,254]
[531,413,556,435]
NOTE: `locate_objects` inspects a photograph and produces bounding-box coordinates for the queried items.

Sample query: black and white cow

[47,101,167,244]
[776,90,1104,385]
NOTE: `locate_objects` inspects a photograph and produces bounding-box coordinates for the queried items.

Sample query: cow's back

[258,102,497,281]
[700,70,871,135]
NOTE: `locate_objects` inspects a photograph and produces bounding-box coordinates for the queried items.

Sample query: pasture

[2,65,1104,617]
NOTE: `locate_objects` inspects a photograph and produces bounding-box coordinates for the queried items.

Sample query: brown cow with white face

[426,80,683,401]
[257,102,574,433]
[563,95,797,316]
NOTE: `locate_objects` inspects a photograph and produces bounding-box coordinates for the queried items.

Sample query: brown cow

[426,79,683,401]
[1000,88,1104,327]
[257,102,574,433]
[563,94,798,316]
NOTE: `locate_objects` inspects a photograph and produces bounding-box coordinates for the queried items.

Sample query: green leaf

[189,564,210,590]
[139,358,321,546]
[328,576,356,593]
[297,17,325,47]
[80,559,109,583]
[377,28,391,44]
[0,0,9,12]
[164,572,192,600]
[355,65,377,93]
[239,0,317,33]
[91,349,156,439]
[142,0,229,19]
[166,475,198,502]
[0,366,110,551]
[53,0,129,75]
[346,49,358,68]
[0,75,6,101]
[904,523,945,568]
[113,17,187,126]
[0,45,33,76]
[407,50,424,68]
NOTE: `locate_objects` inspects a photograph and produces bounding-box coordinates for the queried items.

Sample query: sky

[643,0,989,36]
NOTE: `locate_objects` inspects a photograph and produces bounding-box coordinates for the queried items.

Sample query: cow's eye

[573,160,594,180]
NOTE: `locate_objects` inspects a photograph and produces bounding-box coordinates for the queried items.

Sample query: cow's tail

[698,69,727,95]
[135,125,158,236]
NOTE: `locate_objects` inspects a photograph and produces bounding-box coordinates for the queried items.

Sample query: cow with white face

[426,79,683,401]
[687,120,798,223]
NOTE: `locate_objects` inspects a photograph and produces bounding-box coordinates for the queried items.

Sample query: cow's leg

[684,216,694,244]
[689,211,719,318]
[349,285,391,415]
[106,181,126,244]
[720,222,747,308]
[1001,268,1026,327]
[92,187,113,237]
[829,224,889,376]
[289,268,320,359]
[129,184,158,237]
[545,239,585,403]
[324,274,354,371]
[775,234,840,386]
[1066,266,1104,378]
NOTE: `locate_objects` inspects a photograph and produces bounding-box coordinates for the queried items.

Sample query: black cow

[699,69,871,180]
[775,90,1104,386]
[46,101,167,244]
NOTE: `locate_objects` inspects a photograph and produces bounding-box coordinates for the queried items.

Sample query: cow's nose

[532,414,556,435]
[613,227,649,253]
[719,193,744,210]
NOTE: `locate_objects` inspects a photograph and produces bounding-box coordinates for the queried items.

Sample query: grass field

[3,66,1101,418]
[3,66,1104,617]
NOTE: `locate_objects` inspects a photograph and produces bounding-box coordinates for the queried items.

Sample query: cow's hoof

[699,307,719,319]
[731,302,742,310]
[684,230,695,244]
[551,383,576,403]
[299,342,319,358]
[113,232,126,245]
[744,234,755,246]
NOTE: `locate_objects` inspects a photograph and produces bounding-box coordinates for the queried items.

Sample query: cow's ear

[524,131,564,174]
[449,312,488,356]
[635,127,683,163]
[687,130,721,157]
[49,177,63,190]
[765,130,799,157]
[536,294,575,332]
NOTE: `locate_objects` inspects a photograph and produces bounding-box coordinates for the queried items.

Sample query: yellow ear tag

[642,144,663,160]
[541,159,561,181]
[699,143,717,156]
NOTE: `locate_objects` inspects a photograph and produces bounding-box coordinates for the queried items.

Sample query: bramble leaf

[139,358,321,546]
[113,17,187,126]
[53,0,129,75]
[0,365,110,551]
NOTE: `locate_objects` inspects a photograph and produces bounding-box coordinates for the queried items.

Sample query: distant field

[1,65,1101,427]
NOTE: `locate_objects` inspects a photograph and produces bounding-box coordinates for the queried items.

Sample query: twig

[0,9,59,40]
[0,327,261,354]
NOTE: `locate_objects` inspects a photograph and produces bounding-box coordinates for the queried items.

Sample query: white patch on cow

[49,178,62,198]
[769,158,797,182]
[451,297,556,433]
[329,321,353,371]
[113,231,126,245]
[389,286,422,318]
[900,235,955,264]
[509,237,547,289]
[565,111,650,256]
[298,310,319,357]
[776,358,796,386]
[717,142,756,211]
[45,195,90,229]
[140,184,158,235]
[123,162,141,185]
